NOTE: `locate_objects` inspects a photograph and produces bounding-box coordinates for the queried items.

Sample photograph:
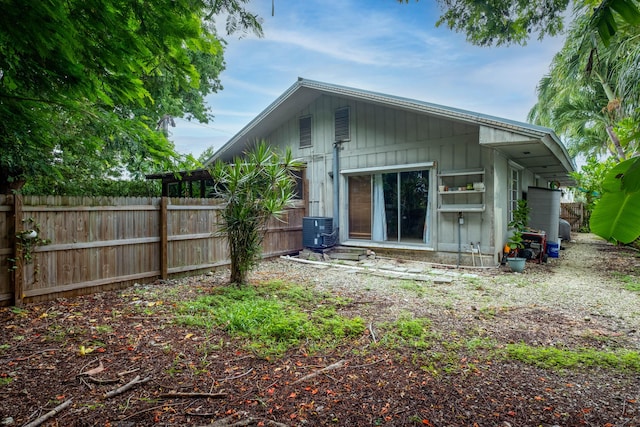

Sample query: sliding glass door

[348,169,430,243]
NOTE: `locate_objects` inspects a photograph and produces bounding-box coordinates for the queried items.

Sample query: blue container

[547,241,559,258]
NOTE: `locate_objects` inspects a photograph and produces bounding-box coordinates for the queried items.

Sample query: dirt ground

[1,233,640,427]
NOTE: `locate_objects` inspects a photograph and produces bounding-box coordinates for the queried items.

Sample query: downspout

[333,141,343,242]
[457,212,464,268]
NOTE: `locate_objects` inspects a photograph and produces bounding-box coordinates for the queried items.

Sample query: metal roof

[207,78,575,185]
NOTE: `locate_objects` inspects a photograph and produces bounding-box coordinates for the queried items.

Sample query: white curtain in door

[423,190,431,244]
[372,174,387,241]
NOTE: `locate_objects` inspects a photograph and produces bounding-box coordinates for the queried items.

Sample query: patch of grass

[0,344,10,354]
[93,325,113,334]
[465,336,497,352]
[0,376,12,386]
[466,277,485,291]
[613,272,640,292]
[505,342,640,372]
[174,281,364,357]
[379,312,436,351]
[80,402,105,411]
[478,306,497,318]
[396,280,426,297]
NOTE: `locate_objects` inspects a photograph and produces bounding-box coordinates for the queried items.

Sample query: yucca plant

[209,141,303,285]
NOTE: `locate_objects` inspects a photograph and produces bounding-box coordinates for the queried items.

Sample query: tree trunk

[606,125,626,162]
[0,169,26,194]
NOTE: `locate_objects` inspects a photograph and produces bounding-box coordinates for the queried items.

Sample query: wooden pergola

[145,169,214,198]
[146,168,306,199]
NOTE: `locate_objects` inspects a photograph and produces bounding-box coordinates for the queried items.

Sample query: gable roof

[207,78,575,185]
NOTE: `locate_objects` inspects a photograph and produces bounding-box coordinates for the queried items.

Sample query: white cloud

[173,0,566,157]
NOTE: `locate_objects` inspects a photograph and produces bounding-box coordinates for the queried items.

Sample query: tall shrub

[209,142,302,285]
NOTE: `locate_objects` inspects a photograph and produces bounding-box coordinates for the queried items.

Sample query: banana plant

[590,157,640,243]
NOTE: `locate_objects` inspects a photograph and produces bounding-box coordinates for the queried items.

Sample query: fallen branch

[160,392,227,399]
[120,402,185,422]
[291,359,347,385]
[23,398,73,427]
[104,375,152,398]
[221,367,253,381]
[204,412,289,427]
[349,357,389,369]
[368,322,377,343]
[2,348,58,364]
[85,376,121,385]
[118,367,140,377]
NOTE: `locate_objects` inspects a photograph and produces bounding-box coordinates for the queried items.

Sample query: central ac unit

[302,217,337,250]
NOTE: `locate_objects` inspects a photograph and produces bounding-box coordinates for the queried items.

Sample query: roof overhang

[208,78,576,186]
[479,127,575,186]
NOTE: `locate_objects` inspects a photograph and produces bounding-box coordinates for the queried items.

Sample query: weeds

[378,312,436,351]
[174,281,365,357]
[612,272,640,292]
[505,342,640,371]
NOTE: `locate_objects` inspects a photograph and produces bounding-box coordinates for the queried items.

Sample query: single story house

[206,78,575,263]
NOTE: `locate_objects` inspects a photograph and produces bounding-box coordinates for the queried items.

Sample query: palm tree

[528,10,639,162]
[208,141,303,285]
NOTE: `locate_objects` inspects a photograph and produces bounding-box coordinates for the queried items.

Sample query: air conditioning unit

[302,217,337,250]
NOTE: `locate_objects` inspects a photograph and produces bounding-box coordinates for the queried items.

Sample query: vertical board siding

[0,196,304,303]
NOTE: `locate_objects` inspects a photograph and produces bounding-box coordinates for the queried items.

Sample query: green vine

[8,218,50,270]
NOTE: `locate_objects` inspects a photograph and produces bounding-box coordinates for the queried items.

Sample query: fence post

[160,197,168,280]
[11,194,24,306]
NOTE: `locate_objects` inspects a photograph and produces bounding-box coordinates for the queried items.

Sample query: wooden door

[348,176,371,239]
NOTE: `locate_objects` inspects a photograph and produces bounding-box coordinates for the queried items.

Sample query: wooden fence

[560,202,588,232]
[0,195,305,305]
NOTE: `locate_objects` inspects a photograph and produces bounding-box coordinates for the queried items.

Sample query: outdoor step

[327,251,367,261]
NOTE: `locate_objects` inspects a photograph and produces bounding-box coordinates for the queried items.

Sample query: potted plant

[506,199,530,272]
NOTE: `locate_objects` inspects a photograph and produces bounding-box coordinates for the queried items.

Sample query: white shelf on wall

[438,204,485,212]
[437,168,485,213]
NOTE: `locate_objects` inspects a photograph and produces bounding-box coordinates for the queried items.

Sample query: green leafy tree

[209,142,303,285]
[0,0,262,194]
[569,156,616,230]
[399,0,640,47]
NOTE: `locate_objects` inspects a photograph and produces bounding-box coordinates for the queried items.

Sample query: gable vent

[334,107,350,142]
[299,116,312,148]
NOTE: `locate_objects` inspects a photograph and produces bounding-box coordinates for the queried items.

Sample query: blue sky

[171,0,566,159]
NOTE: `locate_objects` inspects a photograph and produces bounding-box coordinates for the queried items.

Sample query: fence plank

[161,197,168,280]
[561,202,587,232]
[0,195,12,301]
[12,195,24,306]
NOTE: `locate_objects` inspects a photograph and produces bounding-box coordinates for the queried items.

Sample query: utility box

[302,217,336,250]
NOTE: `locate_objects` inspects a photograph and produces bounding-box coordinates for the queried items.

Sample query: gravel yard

[267,233,640,350]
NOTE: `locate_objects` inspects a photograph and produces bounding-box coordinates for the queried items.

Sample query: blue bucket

[547,241,559,258]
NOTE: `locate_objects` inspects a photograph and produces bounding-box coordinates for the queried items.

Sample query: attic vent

[335,107,350,142]
[299,116,312,148]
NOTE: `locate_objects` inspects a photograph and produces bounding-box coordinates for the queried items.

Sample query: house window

[335,107,350,142]
[509,168,520,222]
[348,169,430,243]
[299,116,312,148]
